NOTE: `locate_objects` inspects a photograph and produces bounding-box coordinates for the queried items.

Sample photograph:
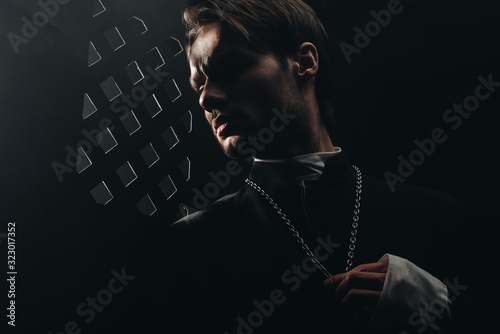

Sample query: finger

[352,261,388,274]
[334,271,386,301]
[322,273,346,290]
[322,261,388,290]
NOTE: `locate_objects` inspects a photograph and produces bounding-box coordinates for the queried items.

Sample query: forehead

[188,22,222,65]
[188,22,256,74]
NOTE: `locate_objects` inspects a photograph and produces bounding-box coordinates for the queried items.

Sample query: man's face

[188,22,304,159]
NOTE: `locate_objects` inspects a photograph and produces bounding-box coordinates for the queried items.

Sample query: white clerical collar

[252,148,343,182]
[253,148,342,163]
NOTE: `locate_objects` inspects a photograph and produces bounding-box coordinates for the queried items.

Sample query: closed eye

[190,51,256,93]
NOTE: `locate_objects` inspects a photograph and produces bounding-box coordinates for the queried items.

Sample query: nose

[199,78,227,113]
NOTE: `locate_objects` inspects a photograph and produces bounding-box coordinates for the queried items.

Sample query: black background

[0,0,498,333]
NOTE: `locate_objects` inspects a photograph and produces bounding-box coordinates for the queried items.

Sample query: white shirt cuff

[368,254,451,333]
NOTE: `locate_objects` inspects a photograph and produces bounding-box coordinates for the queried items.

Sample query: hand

[322,261,388,328]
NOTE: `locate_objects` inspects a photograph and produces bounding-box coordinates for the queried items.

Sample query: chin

[219,135,249,160]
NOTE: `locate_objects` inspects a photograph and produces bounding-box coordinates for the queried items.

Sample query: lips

[212,115,238,137]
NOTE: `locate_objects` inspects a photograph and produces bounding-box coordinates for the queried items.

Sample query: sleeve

[368,254,452,334]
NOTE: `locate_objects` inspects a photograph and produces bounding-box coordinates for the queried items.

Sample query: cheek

[239,71,285,109]
[238,59,284,99]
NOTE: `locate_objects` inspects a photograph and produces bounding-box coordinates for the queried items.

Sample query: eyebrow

[189,49,251,91]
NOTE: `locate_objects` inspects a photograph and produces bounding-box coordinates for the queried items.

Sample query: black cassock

[134,151,494,334]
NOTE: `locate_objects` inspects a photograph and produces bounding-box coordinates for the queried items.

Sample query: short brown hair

[183,0,335,139]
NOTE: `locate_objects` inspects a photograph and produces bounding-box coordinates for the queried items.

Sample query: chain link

[346,165,362,272]
[245,165,362,278]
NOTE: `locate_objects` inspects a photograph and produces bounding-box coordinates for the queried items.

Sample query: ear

[294,42,319,82]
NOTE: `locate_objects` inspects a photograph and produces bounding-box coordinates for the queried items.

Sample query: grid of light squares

[84,0,191,216]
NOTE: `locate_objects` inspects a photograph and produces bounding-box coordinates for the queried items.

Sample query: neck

[254,123,336,160]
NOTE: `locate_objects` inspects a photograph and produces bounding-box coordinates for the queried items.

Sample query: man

[141,1,492,333]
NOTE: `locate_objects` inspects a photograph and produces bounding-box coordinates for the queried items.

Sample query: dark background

[0,0,498,333]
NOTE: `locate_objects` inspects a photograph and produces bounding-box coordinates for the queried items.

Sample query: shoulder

[169,187,247,234]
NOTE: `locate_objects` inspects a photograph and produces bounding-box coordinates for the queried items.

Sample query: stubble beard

[219,135,247,159]
[216,69,305,160]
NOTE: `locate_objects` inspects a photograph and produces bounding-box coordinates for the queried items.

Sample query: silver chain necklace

[245,165,362,278]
